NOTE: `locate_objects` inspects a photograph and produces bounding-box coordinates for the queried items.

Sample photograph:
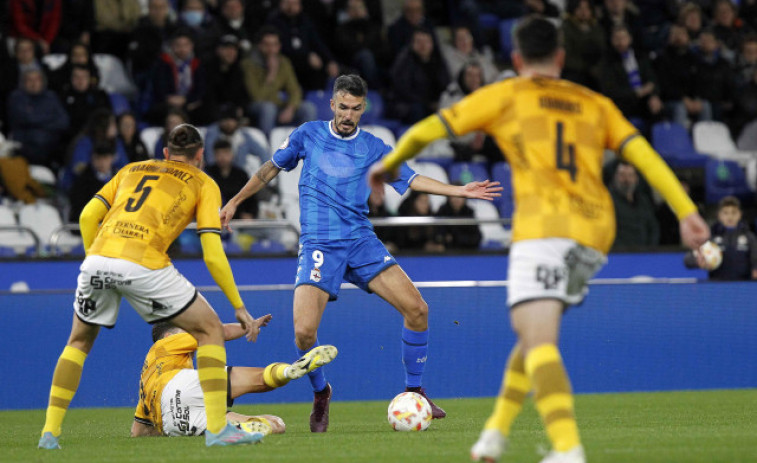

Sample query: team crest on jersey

[279,136,290,150]
[310,268,322,282]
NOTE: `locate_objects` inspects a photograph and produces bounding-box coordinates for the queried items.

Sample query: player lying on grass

[131,320,338,437]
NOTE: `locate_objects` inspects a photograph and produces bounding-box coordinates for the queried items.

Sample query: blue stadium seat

[498,18,520,60]
[491,162,514,219]
[109,92,131,116]
[178,230,202,254]
[651,122,709,168]
[705,159,753,204]
[305,90,332,121]
[447,162,489,184]
[479,13,500,30]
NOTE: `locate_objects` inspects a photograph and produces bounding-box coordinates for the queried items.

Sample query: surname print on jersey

[88,160,223,270]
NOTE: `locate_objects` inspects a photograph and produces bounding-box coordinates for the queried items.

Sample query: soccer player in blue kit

[220,75,502,432]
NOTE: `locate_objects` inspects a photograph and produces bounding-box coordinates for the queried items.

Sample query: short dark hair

[256,25,280,43]
[513,16,561,63]
[93,140,116,157]
[151,321,179,343]
[718,195,741,211]
[213,139,232,152]
[332,74,367,98]
[167,123,203,157]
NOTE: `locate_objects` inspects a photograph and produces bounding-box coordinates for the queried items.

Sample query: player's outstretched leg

[286,345,338,380]
[205,421,265,446]
[471,344,529,462]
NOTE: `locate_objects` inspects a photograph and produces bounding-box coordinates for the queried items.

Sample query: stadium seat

[383,183,403,215]
[178,230,202,254]
[0,205,36,255]
[363,125,396,147]
[498,18,520,60]
[468,199,511,249]
[41,53,66,70]
[704,159,753,204]
[108,92,131,116]
[241,126,270,156]
[18,203,81,254]
[490,162,514,219]
[478,13,500,29]
[139,126,163,157]
[306,90,333,121]
[692,121,755,166]
[737,120,757,151]
[415,140,454,163]
[244,154,262,178]
[269,126,296,157]
[28,165,57,186]
[94,54,137,98]
[278,162,302,202]
[651,122,708,168]
[447,162,489,184]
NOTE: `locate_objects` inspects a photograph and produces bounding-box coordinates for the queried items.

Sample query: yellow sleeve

[200,232,244,310]
[162,333,199,354]
[383,83,508,171]
[621,136,698,220]
[382,115,448,170]
[439,82,510,136]
[79,198,109,252]
[196,176,223,235]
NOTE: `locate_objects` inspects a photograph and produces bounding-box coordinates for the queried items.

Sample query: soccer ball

[698,240,722,270]
[387,392,432,431]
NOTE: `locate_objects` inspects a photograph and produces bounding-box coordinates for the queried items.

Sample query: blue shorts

[295,235,397,300]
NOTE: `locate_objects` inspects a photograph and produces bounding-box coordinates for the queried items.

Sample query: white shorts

[507,238,606,308]
[160,367,233,437]
[74,255,197,327]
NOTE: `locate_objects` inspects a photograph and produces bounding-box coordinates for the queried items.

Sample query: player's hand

[220,202,237,232]
[234,307,260,342]
[460,180,503,200]
[254,313,272,329]
[367,162,398,201]
[680,212,710,250]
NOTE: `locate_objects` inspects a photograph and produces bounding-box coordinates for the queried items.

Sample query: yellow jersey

[134,332,197,432]
[439,76,639,254]
[89,159,222,269]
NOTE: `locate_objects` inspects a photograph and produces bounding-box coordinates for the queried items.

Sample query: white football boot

[470,429,507,462]
[539,445,586,463]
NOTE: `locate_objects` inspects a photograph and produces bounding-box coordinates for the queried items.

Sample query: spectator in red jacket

[9,0,62,55]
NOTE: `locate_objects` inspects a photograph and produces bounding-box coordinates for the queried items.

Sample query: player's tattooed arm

[221,160,282,231]
[255,160,280,184]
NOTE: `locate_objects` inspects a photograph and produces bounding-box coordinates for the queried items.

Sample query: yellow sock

[525,344,580,452]
[484,345,530,436]
[263,363,291,388]
[42,346,87,437]
[196,344,228,434]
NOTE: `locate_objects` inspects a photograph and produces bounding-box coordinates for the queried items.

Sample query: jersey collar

[328,120,360,140]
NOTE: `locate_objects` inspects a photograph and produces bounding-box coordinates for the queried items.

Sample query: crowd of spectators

[1,0,757,257]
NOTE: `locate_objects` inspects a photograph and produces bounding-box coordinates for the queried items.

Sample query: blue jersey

[272,121,417,241]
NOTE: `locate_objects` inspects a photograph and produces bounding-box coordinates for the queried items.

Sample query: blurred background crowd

[1,0,757,276]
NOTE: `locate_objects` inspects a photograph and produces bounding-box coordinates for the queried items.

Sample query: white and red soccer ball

[387,392,432,431]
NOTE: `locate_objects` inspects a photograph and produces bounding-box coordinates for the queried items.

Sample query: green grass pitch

[2,389,755,463]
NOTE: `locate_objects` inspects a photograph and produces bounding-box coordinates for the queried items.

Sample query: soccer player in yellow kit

[39,124,267,449]
[130,320,337,438]
[369,17,711,463]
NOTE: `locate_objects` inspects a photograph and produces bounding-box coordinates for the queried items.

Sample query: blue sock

[402,327,428,389]
[296,339,328,393]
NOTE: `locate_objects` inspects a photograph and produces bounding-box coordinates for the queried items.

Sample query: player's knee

[404,299,428,329]
[294,326,317,350]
